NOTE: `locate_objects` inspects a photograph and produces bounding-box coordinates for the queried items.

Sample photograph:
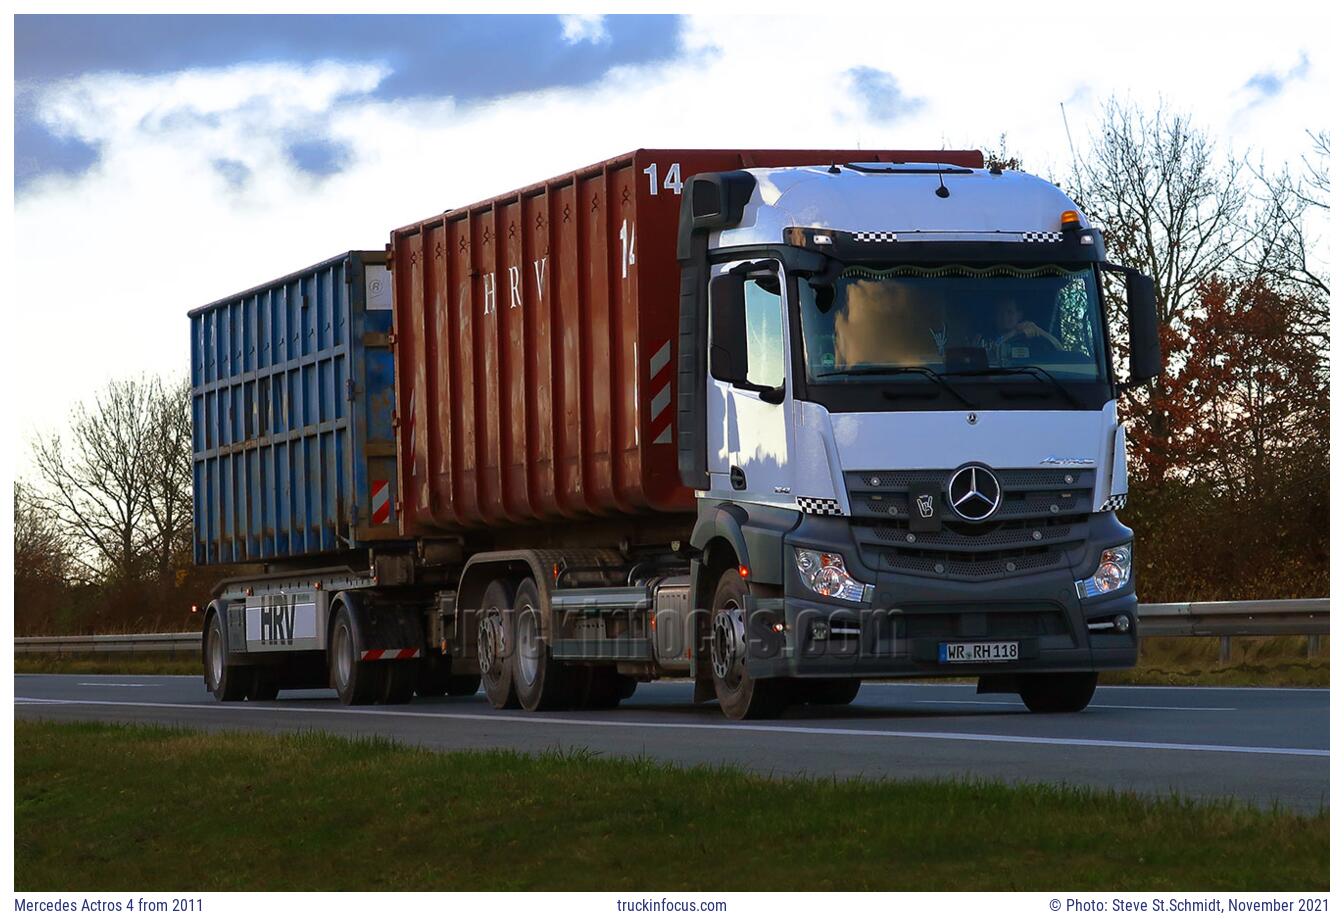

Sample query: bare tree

[1069,99,1254,483]
[1071,98,1252,328]
[14,480,72,585]
[31,378,159,583]
[1241,130,1330,342]
[141,378,194,585]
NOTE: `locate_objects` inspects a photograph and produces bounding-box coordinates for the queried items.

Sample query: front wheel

[708,568,789,720]
[1019,672,1098,713]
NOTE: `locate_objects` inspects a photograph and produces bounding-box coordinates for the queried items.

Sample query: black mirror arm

[735,381,786,404]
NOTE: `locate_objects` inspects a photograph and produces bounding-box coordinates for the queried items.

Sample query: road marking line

[14,699,79,705]
[76,682,157,688]
[13,697,1326,758]
[913,699,1237,712]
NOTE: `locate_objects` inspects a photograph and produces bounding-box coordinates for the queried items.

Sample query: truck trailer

[192,148,1160,719]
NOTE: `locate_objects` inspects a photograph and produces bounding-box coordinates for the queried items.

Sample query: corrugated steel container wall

[392,148,983,534]
[190,251,400,564]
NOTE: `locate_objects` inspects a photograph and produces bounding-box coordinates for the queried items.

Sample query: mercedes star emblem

[947,464,1002,522]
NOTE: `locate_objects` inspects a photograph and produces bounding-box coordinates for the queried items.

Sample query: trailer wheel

[512,578,577,711]
[203,612,249,702]
[248,667,281,702]
[798,678,861,707]
[478,579,519,709]
[1019,672,1098,713]
[330,605,381,706]
[708,568,789,720]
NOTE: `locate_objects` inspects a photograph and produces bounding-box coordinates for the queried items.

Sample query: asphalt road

[15,673,1329,813]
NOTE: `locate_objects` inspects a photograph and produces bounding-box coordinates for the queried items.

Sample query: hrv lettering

[260,597,297,645]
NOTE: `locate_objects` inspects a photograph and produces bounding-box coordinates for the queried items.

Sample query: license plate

[939,641,1019,663]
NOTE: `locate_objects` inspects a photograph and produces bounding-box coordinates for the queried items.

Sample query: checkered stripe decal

[852,231,900,243]
[797,496,844,516]
[1021,231,1064,243]
[1100,493,1128,511]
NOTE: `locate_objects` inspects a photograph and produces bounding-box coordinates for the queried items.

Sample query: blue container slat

[190,251,400,565]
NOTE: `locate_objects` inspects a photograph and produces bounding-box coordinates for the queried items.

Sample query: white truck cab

[677,162,1161,717]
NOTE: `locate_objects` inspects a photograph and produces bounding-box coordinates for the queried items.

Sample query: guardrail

[13,599,1329,662]
[15,632,199,655]
[1136,598,1329,661]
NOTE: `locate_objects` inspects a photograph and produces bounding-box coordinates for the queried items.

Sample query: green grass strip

[15,720,1327,891]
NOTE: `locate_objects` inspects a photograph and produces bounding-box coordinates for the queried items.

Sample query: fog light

[1114,613,1132,633]
[811,621,830,641]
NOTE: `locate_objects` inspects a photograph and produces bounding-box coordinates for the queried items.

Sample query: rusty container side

[392,148,984,536]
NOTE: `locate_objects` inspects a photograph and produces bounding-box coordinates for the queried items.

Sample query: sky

[9,9,1333,458]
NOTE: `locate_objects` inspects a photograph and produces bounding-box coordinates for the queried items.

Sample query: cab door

[704,261,792,507]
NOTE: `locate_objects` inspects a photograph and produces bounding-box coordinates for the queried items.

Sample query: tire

[478,579,519,709]
[1019,672,1098,713]
[798,678,861,707]
[708,568,790,720]
[512,578,577,711]
[381,661,417,705]
[329,605,382,706]
[248,667,280,702]
[203,612,249,702]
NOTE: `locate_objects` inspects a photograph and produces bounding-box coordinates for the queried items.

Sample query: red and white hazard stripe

[360,648,422,661]
[370,479,391,525]
[648,339,673,445]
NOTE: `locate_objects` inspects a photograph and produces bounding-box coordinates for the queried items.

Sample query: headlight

[1075,544,1132,598]
[794,548,868,602]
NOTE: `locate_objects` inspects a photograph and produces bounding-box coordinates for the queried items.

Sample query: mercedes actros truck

[192,148,1159,719]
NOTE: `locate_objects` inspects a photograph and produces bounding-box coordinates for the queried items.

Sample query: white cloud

[12,13,1331,462]
[559,14,610,45]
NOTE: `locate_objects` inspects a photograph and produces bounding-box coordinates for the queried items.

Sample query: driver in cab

[975,298,1063,362]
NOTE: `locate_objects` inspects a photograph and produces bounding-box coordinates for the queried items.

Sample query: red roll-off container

[390,148,984,534]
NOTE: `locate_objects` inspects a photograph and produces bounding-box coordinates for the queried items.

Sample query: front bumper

[745,513,1139,679]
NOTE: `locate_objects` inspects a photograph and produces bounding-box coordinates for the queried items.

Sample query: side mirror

[1125,270,1161,386]
[709,273,748,384]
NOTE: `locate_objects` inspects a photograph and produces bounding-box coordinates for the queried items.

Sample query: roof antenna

[934,167,951,198]
[827,162,840,174]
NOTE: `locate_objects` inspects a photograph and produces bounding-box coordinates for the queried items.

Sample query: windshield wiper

[815,366,974,408]
[943,365,1083,409]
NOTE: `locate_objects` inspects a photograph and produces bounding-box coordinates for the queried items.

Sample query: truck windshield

[799,264,1107,384]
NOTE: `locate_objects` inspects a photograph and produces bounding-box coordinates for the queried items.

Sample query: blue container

[190,251,399,564]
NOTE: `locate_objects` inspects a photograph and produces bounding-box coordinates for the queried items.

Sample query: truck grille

[847,468,1093,582]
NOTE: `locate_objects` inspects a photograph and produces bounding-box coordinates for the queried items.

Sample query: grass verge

[1101,636,1329,688]
[16,720,1327,891]
[15,655,201,676]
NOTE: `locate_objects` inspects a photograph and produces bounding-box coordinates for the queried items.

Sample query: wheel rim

[334,623,353,689]
[207,622,224,688]
[710,601,745,689]
[517,606,540,687]
[477,608,503,676]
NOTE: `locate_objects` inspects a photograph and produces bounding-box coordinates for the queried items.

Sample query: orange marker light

[1060,209,1081,229]
[738,565,751,579]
